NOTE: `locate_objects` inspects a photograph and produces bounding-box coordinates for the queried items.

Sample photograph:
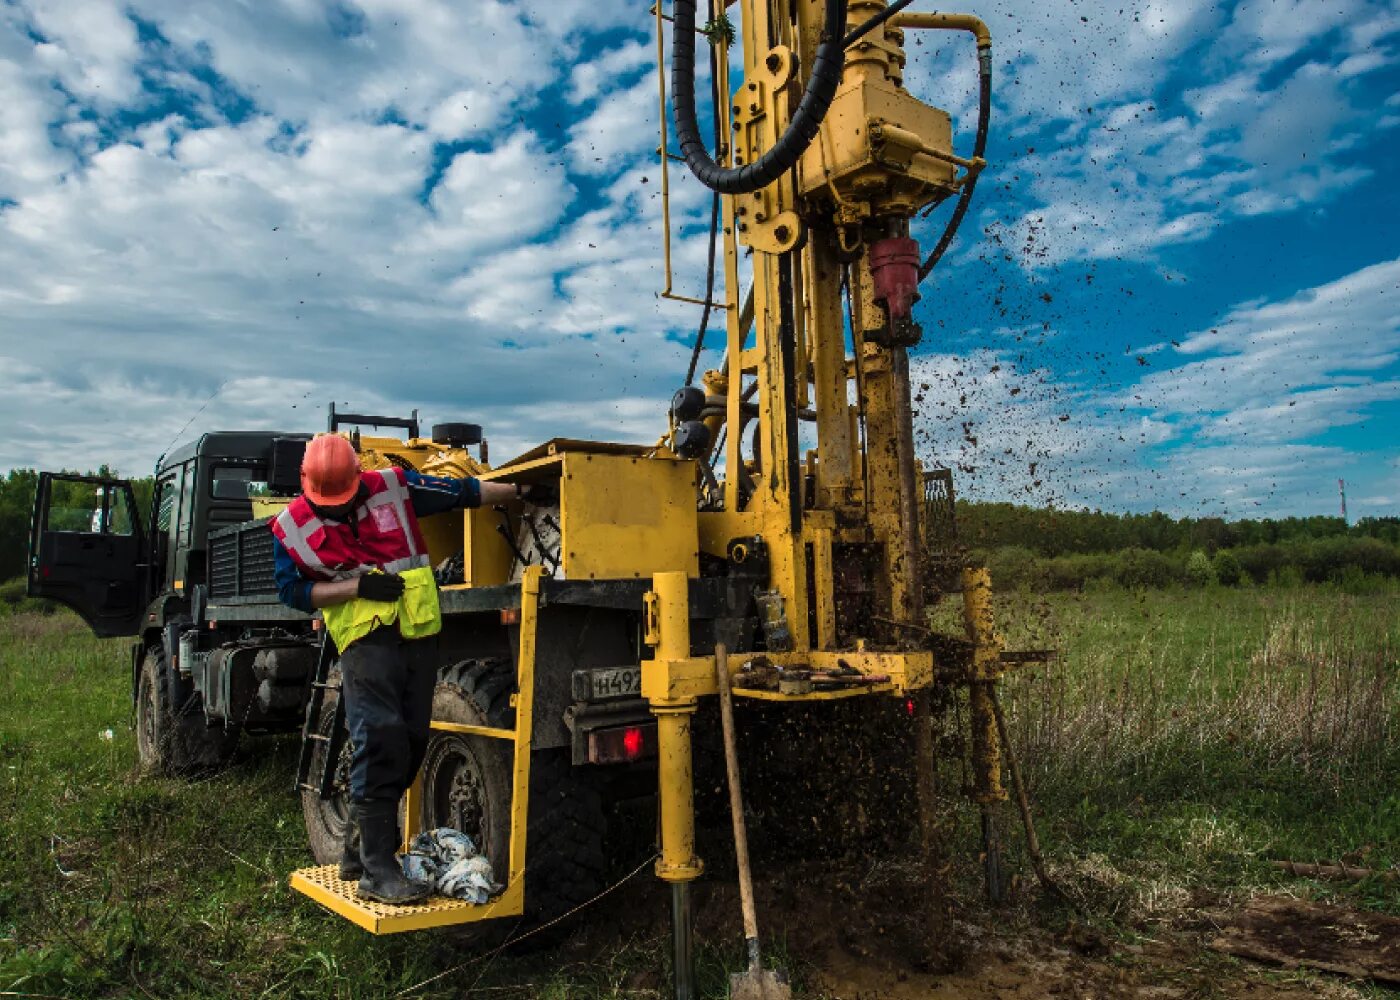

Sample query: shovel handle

[715,644,760,947]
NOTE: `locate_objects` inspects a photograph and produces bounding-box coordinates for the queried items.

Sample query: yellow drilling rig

[26,1,1052,996]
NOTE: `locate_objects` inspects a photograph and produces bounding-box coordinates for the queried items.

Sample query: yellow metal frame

[289,566,544,934]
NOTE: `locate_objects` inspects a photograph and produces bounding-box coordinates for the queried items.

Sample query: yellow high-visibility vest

[321,565,442,651]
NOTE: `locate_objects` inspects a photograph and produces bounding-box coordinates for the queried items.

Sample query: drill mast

[662,0,990,650]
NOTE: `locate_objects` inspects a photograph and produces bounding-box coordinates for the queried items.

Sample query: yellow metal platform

[290,865,523,934]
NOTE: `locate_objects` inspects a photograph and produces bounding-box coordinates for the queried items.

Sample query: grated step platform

[290,865,521,934]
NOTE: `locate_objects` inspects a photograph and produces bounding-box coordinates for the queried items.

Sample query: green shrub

[984,546,1044,590]
[1185,550,1215,587]
[1113,547,1182,589]
[1213,549,1244,586]
[1267,565,1306,588]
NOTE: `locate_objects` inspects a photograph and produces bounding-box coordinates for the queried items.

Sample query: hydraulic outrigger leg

[647,571,704,1000]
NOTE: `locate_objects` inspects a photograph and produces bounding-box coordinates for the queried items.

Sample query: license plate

[575,666,641,701]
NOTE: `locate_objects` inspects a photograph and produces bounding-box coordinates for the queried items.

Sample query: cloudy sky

[1,0,1397,518]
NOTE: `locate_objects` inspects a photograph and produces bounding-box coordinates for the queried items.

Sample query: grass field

[1,585,1397,999]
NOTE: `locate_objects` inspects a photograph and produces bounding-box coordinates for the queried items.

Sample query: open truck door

[28,473,147,637]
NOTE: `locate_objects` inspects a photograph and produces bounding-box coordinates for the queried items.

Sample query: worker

[270,433,533,904]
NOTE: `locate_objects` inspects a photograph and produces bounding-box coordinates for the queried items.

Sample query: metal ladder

[293,631,346,798]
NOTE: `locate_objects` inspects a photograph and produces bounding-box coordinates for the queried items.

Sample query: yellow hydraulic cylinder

[649,571,704,883]
[961,565,997,655]
[655,706,703,881]
[962,566,1006,803]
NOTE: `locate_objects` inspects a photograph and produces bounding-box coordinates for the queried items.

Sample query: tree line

[957,501,1400,591]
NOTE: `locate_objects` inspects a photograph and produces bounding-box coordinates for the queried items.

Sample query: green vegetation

[2,586,1396,997]
[984,588,1400,924]
[959,501,1400,591]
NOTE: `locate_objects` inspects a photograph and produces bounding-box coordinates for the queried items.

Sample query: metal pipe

[888,11,991,48]
[671,882,696,1000]
[889,345,925,626]
[654,0,729,311]
[892,11,993,282]
[980,803,1005,904]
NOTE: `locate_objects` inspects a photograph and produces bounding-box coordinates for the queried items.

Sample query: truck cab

[28,432,309,639]
[29,431,316,775]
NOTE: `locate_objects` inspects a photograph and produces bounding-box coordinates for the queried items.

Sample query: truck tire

[300,668,353,866]
[421,658,608,932]
[135,647,237,776]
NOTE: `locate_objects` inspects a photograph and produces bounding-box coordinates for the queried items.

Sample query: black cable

[672,0,848,194]
[842,0,915,47]
[685,36,726,386]
[919,41,992,281]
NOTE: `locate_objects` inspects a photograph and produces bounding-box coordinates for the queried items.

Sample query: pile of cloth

[400,828,501,904]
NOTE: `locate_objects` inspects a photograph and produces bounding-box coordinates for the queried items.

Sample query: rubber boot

[354,800,430,905]
[338,821,363,881]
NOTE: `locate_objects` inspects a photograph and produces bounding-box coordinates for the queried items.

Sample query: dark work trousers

[339,625,439,804]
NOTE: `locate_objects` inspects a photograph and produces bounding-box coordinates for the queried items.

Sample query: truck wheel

[300,668,353,866]
[135,647,237,776]
[421,659,607,931]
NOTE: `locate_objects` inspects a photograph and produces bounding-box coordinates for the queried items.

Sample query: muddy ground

[552,866,1385,1000]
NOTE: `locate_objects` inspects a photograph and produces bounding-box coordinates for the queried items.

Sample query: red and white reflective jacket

[270,467,430,581]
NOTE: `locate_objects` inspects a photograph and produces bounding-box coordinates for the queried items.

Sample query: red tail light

[905,697,916,717]
[588,723,657,764]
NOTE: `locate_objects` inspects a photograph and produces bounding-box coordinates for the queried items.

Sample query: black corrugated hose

[919,43,992,281]
[672,0,848,194]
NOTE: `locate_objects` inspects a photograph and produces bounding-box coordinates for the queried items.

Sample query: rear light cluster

[588,723,657,765]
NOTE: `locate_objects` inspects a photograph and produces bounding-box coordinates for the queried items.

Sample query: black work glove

[520,482,558,507]
[357,572,405,602]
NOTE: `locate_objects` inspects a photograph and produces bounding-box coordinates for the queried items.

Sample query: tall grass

[1000,591,1398,792]
[975,588,1400,920]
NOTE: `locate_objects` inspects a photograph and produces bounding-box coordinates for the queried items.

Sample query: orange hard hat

[301,434,360,507]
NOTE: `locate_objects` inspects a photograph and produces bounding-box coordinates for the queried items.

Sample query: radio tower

[1339,479,1348,526]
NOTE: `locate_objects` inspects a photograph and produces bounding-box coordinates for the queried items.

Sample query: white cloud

[567,69,661,176]
[1140,256,1400,424]
[22,0,141,105]
[907,257,1400,516]
[0,0,1394,524]
[956,0,1399,267]
[568,39,652,105]
[420,131,575,255]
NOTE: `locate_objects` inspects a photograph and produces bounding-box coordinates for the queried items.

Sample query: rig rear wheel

[421,658,608,934]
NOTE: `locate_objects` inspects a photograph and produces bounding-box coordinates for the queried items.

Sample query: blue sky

[0,0,1396,519]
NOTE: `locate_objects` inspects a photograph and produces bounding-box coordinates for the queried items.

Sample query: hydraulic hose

[672,0,849,194]
[917,28,991,281]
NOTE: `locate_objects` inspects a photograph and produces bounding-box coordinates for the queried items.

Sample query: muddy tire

[135,647,237,776]
[300,668,354,866]
[419,659,515,877]
[422,658,608,933]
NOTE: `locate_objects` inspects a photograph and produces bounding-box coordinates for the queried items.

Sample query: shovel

[714,644,792,1000]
